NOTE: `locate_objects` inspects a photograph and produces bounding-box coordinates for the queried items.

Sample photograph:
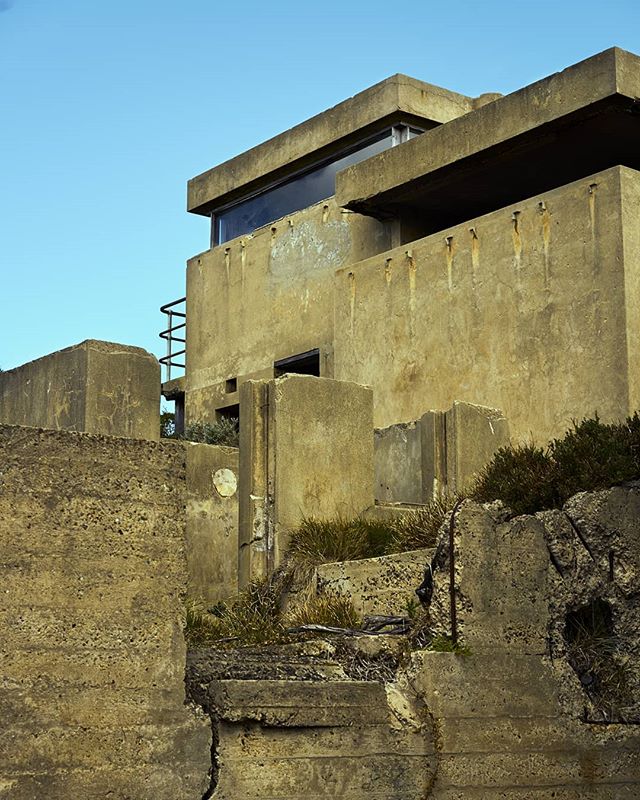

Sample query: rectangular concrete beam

[336,48,640,221]
[187,75,478,215]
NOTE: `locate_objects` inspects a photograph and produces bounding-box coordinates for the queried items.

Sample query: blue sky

[2,0,639,372]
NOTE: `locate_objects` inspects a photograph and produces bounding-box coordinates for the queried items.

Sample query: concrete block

[374,422,422,504]
[0,340,160,441]
[445,401,510,493]
[316,549,431,617]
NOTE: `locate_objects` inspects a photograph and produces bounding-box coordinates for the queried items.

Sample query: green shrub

[472,443,558,515]
[183,418,239,447]
[550,414,640,500]
[471,414,640,515]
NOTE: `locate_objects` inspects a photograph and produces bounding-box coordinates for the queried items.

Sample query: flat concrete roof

[187,75,494,216]
[335,48,640,231]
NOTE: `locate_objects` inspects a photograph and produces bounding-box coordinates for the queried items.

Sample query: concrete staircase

[186,540,436,798]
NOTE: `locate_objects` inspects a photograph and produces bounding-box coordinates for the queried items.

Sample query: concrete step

[315,548,432,617]
[199,678,436,800]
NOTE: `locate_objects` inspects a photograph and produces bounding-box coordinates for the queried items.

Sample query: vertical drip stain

[588,183,599,276]
[322,203,330,223]
[470,227,480,272]
[240,240,246,289]
[511,211,522,270]
[445,236,454,291]
[224,247,231,282]
[348,271,356,336]
[406,250,416,338]
[384,257,393,284]
[588,183,598,235]
[539,201,551,286]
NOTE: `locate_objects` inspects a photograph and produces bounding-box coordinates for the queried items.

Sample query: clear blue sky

[2,0,639,372]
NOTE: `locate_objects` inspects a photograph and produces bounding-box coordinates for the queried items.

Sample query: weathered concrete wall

[0,340,160,441]
[185,442,239,605]
[375,402,509,503]
[0,425,210,798]
[239,375,374,585]
[334,167,639,442]
[185,197,390,423]
[414,495,640,797]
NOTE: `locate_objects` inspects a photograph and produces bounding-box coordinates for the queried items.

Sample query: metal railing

[159,297,186,381]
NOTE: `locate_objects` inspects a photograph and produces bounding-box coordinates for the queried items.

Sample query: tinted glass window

[215,132,396,244]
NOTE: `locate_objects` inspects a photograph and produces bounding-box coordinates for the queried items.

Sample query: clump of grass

[185,580,285,648]
[286,516,395,567]
[390,494,460,551]
[471,414,640,515]
[185,577,360,649]
[285,593,361,630]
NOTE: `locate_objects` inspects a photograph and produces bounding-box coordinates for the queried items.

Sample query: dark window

[225,377,237,394]
[274,349,320,378]
[212,125,423,245]
[217,403,239,423]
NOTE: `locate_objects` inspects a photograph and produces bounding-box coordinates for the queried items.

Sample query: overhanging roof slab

[187,75,485,216]
[336,48,640,227]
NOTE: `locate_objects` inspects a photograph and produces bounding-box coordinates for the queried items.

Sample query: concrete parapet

[0,339,160,441]
[374,401,509,504]
[239,375,374,585]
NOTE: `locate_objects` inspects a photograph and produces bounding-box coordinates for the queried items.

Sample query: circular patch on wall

[213,468,237,498]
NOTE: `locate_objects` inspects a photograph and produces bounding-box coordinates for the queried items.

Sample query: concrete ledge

[208,679,388,727]
[336,48,640,231]
[187,75,478,215]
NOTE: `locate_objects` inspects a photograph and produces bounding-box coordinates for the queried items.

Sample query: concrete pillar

[238,375,374,587]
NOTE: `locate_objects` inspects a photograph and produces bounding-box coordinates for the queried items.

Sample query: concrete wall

[0,425,210,798]
[334,167,639,442]
[413,497,640,797]
[239,375,374,585]
[375,402,509,503]
[0,340,160,441]
[185,197,390,423]
[185,442,239,605]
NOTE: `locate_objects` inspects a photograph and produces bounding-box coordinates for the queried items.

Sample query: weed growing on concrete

[428,634,472,657]
[564,599,635,722]
[472,414,640,515]
[184,578,361,649]
[390,495,460,551]
[286,516,394,566]
[284,593,361,630]
[286,505,457,567]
